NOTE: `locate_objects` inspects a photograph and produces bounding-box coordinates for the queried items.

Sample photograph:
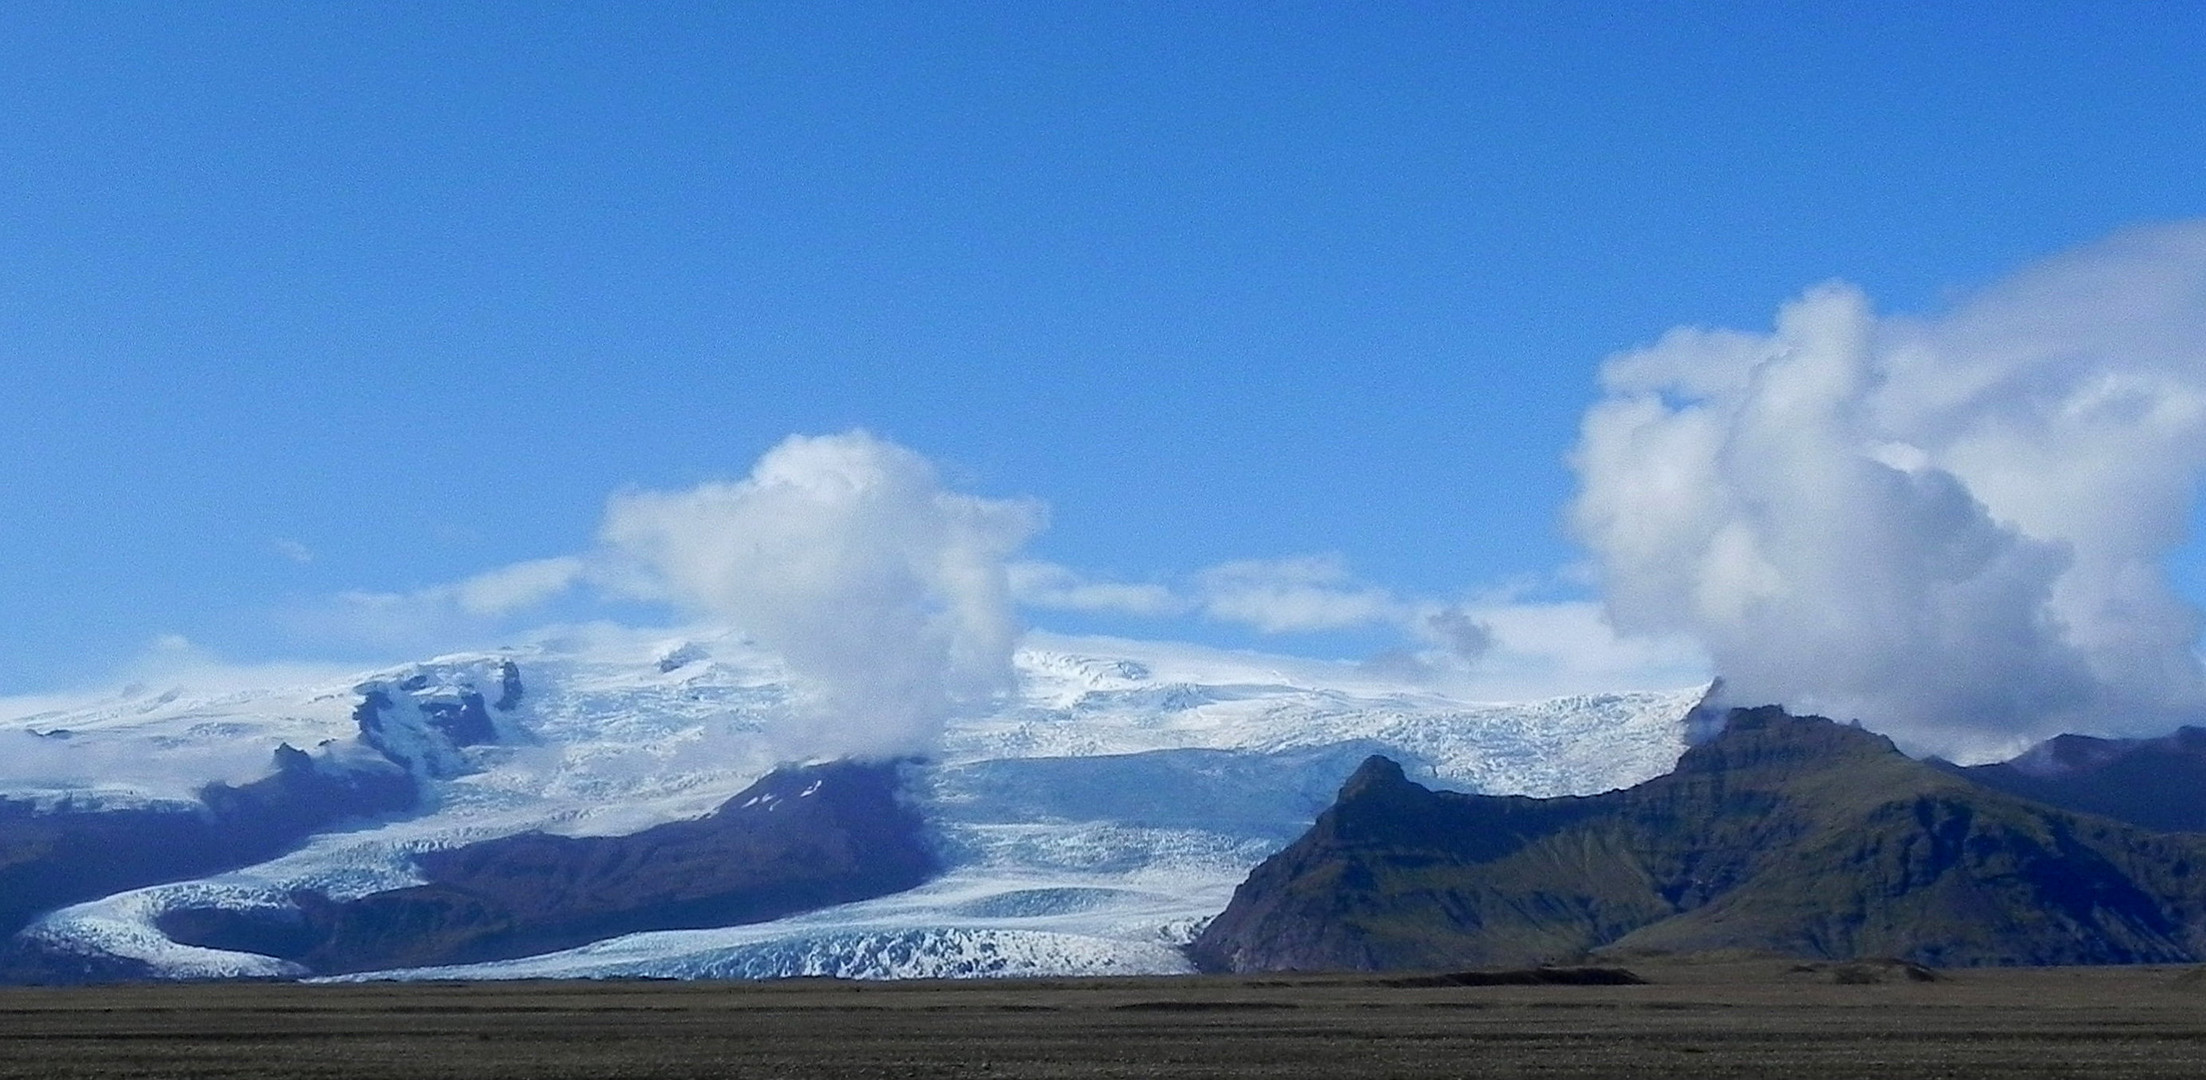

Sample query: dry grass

[4,959,2206,1078]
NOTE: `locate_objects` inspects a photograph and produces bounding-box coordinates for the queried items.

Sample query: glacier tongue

[11,626,1703,980]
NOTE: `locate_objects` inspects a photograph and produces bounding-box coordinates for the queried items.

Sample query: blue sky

[5,3,2205,702]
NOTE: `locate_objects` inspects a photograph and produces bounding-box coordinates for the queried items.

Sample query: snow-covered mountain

[1,625,1703,981]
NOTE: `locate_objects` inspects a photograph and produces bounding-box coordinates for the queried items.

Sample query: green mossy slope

[1191,708,2206,972]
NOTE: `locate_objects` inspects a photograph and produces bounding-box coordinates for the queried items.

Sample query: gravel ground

[4,961,2205,1079]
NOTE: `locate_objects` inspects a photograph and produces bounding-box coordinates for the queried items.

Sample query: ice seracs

[3,625,1706,981]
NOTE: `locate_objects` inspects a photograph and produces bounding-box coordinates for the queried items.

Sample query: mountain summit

[1941,727,2206,833]
[1191,707,2206,972]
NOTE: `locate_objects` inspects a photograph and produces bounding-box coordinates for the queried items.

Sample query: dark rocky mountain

[0,664,527,959]
[1940,727,2206,832]
[1,654,943,984]
[0,745,416,944]
[1191,707,2206,973]
[155,759,936,974]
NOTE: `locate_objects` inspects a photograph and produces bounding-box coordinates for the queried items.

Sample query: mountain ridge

[1939,726,2206,833]
[1191,707,2206,972]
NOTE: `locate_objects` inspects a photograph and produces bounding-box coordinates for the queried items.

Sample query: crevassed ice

[14,625,1703,979]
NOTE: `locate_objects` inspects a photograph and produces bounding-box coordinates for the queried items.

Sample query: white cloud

[1460,600,1708,698]
[296,589,479,653]
[1007,554,1408,636]
[290,555,589,653]
[0,637,374,798]
[1011,557,1535,685]
[280,433,1044,761]
[1194,555,1403,634]
[1356,592,1703,696]
[599,431,1044,760]
[272,538,315,564]
[1007,561,1188,617]
[454,556,588,616]
[1571,221,2206,757]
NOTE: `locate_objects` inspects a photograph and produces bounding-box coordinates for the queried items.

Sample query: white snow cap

[1572,221,2206,758]
[601,431,1043,760]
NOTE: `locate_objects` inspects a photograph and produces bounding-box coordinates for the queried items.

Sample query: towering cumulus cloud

[602,432,1044,760]
[1573,223,2206,757]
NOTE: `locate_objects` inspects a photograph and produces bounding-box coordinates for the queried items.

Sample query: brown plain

[5,958,2206,1079]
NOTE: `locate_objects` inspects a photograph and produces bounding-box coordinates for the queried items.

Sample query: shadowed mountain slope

[1941,727,2206,833]
[0,747,416,945]
[0,662,532,949]
[153,759,935,974]
[1191,707,2206,972]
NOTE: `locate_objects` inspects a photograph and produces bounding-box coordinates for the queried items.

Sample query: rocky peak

[1335,755,1408,801]
[1667,705,1905,779]
[352,659,529,780]
[1949,723,2206,832]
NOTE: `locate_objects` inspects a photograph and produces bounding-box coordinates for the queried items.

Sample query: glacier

[3,625,1703,981]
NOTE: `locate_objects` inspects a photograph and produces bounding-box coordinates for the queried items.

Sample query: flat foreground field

[5,960,2206,1079]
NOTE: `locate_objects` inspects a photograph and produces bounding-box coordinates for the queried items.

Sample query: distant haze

[1573,223,2206,758]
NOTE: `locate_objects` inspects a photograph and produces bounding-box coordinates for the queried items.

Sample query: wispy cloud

[1194,555,1403,634]
[1012,554,1412,634]
[1007,556,1680,690]
[453,556,588,616]
[1007,561,1187,617]
[0,635,373,797]
[284,556,591,655]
